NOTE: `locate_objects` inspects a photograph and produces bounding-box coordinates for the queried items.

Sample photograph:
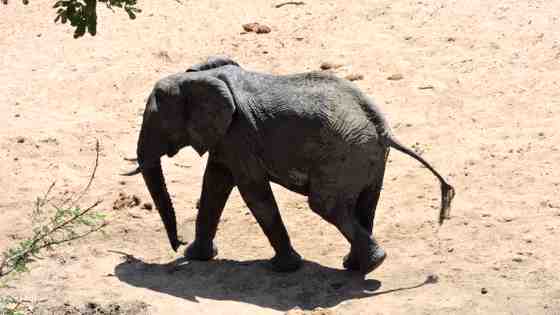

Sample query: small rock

[119,181,126,186]
[425,274,439,284]
[320,63,332,70]
[512,256,523,263]
[132,194,140,205]
[404,35,413,40]
[141,202,153,211]
[16,137,25,143]
[242,22,271,34]
[387,73,403,80]
[113,192,141,210]
[345,73,364,81]
[85,302,99,310]
[447,247,454,252]
[319,62,342,70]
[14,113,20,118]
[481,287,488,294]
[447,37,456,42]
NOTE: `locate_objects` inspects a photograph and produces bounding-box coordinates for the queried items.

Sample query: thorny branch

[0,140,106,279]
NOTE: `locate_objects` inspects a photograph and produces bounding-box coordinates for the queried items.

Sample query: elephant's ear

[186,56,240,72]
[184,76,236,156]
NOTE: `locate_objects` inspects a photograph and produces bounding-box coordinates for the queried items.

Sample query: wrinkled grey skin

[124,56,455,274]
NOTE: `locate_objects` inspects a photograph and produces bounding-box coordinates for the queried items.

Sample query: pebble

[345,73,364,81]
[242,22,271,34]
[425,274,439,283]
[481,287,488,294]
[387,73,403,80]
[512,257,523,263]
[141,202,153,211]
[319,62,342,70]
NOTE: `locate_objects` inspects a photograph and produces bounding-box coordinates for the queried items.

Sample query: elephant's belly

[267,167,310,196]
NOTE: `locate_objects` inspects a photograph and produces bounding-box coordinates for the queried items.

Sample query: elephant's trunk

[136,94,182,252]
[140,161,181,251]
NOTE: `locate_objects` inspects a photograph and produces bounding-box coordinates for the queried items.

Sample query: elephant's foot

[184,240,218,261]
[269,249,303,272]
[343,244,386,274]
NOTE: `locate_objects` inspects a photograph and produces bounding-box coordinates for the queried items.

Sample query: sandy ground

[1,0,560,314]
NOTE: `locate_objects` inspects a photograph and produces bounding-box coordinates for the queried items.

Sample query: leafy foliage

[0,296,25,315]
[0,141,107,279]
[2,0,141,38]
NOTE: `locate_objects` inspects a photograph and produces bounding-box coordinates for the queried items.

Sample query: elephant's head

[123,73,236,251]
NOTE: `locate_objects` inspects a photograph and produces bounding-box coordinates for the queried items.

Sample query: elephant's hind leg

[343,154,388,272]
[309,195,386,274]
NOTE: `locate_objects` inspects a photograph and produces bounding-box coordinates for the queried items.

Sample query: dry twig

[0,140,106,279]
[275,1,305,8]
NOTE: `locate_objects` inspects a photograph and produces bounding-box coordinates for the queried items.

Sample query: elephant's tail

[382,133,455,225]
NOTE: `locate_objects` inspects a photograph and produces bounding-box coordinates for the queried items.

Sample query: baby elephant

[123,56,455,274]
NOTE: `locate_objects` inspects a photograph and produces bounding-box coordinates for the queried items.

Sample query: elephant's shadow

[114,253,436,311]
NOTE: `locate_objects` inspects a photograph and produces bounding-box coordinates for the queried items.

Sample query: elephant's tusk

[120,166,142,176]
[123,157,138,162]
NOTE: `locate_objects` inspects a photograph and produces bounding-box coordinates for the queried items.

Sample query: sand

[1,0,559,314]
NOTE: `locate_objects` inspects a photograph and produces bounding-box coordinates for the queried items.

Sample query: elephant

[123,56,455,274]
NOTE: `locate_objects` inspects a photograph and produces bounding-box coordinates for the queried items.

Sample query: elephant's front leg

[237,180,302,272]
[185,160,234,260]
